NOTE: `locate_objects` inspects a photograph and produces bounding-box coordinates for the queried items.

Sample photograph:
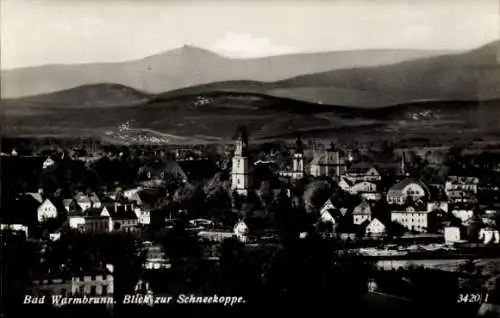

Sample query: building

[291,137,305,180]
[63,198,82,215]
[353,201,372,225]
[427,201,449,213]
[386,178,430,205]
[391,206,438,233]
[451,208,475,223]
[309,144,348,179]
[479,227,500,244]
[365,218,386,237]
[280,137,305,180]
[198,230,235,242]
[445,176,479,199]
[343,164,382,183]
[42,157,56,169]
[143,245,171,270]
[234,220,249,243]
[71,265,114,297]
[37,198,64,222]
[231,126,251,196]
[320,199,336,217]
[444,226,462,243]
[339,178,381,201]
[320,208,336,225]
[135,206,151,225]
[75,192,101,211]
[103,204,139,233]
[83,216,109,233]
[123,186,143,201]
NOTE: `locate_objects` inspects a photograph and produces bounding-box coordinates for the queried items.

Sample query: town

[2,126,500,317]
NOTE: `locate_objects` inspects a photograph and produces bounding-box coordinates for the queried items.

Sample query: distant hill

[0,46,453,98]
[3,88,500,145]
[1,83,150,108]
[268,40,500,106]
[158,40,500,107]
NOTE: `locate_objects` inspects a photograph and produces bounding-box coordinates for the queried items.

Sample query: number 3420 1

[457,293,489,304]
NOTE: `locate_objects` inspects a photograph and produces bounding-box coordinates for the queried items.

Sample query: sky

[1,0,499,69]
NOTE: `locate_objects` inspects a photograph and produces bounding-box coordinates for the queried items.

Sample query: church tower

[292,136,305,180]
[231,126,251,195]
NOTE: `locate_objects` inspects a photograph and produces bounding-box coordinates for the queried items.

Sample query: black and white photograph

[1,0,500,317]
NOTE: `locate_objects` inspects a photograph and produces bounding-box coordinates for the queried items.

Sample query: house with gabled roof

[63,198,82,214]
[386,178,430,205]
[344,163,382,183]
[353,200,372,225]
[340,177,381,202]
[365,218,387,237]
[75,192,102,211]
[105,204,139,233]
[37,198,65,223]
[319,198,336,218]
[75,193,92,211]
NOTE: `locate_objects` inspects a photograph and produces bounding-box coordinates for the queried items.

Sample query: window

[79,286,85,295]
[90,286,96,296]
[102,285,108,295]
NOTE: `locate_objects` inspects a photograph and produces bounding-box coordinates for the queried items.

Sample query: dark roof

[339,177,354,187]
[372,161,401,175]
[137,188,165,208]
[85,207,104,217]
[388,178,429,194]
[107,205,137,219]
[347,162,375,174]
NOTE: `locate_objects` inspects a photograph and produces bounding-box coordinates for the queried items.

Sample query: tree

[231,191,242,211]
[258,181,273,208]
[303,180,332,214]
[162,222,201,263]
[387,221,406,238]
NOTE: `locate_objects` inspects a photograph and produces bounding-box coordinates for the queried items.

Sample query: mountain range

[1,40,499,142]
[157,40,500,107]
[1,46,454,99]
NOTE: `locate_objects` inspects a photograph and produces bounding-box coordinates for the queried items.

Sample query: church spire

[401,151,407,176]
[234,125,248,157]
[295,135,304,154]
